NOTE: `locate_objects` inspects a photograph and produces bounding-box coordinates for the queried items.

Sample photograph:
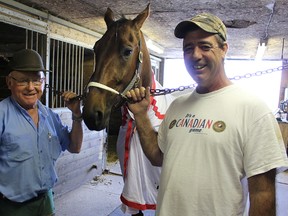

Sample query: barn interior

[0,0,288,215]
[1,0,288,59]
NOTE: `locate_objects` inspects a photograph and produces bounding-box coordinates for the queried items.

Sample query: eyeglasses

[9,76,45,87]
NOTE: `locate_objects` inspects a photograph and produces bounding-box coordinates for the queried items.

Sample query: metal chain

[150,84,197,96]
[229,64,288,81]
[45,84,84,101]
[151,64,288,96]
[45,64,288,99]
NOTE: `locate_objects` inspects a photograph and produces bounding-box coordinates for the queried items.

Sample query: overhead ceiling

[5,0,288,60]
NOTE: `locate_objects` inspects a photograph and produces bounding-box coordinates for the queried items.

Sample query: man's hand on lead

[126,87,151,116]
[61,91,81,115]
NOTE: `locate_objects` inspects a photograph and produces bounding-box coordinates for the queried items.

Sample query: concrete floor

[54,161,155,216]
[55,161,288,216]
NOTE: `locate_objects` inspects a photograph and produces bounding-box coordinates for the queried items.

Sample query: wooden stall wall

[278,122,288,150]
[52,108,107,199]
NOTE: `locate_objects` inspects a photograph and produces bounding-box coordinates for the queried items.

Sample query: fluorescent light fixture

[146,39,164,54]
[255,42,266,61]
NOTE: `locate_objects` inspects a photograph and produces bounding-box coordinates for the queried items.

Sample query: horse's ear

[133,3,150,30]
[104,7,115,28]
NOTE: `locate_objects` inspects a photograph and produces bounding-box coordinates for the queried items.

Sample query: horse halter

[86,41,143,102]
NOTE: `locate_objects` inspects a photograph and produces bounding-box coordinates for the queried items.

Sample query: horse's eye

[115,79,122,85]
[122,48,133,58]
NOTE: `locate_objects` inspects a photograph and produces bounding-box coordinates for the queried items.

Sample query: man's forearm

[134,113,163,166]
[68,119,83,153]
[248,169,276,216]
[249,191,275,216]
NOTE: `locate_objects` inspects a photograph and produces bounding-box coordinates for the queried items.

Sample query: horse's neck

[139,33,152,88]
[140,57,152,87]
[141,71,152,87]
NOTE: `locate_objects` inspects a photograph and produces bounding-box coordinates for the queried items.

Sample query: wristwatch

[72,113,83,122]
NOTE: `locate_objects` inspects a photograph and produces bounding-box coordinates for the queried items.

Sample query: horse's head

[83,4,152,131]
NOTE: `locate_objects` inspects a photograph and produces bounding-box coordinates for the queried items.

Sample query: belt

[0,191,47,204]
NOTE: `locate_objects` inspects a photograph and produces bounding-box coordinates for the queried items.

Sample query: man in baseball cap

[123,12,287,216]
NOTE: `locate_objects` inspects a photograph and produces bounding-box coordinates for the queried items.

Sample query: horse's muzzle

[82,107,109,131]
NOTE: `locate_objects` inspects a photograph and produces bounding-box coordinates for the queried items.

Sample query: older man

[0,49,83,216]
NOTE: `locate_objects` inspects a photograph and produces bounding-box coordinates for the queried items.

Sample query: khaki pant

[0,190,55,216]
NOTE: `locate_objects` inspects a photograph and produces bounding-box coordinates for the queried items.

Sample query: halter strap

[86,64,140,100]
[87,82,119,95]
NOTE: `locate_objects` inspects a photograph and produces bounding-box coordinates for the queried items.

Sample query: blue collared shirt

[0,97,70,202]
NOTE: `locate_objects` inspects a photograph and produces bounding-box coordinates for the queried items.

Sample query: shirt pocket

[1,133,33,165]
[48,135,62,161]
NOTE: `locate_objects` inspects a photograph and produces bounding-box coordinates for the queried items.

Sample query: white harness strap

[87,82,120,95]
[86,67,140,101]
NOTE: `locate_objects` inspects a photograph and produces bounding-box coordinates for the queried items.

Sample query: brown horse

[82,4,151,131]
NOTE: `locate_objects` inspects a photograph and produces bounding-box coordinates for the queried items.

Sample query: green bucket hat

[174,13,227,41]
[8,49,50,73]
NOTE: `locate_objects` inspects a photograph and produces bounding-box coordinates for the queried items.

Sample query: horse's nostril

[95,111,103,122]
[82,108,107,131]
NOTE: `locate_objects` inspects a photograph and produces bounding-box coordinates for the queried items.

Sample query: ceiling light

[146,39,164,54]
[255,42,266,61]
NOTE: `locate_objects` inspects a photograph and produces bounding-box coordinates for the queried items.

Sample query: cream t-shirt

[157,84,288,216]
